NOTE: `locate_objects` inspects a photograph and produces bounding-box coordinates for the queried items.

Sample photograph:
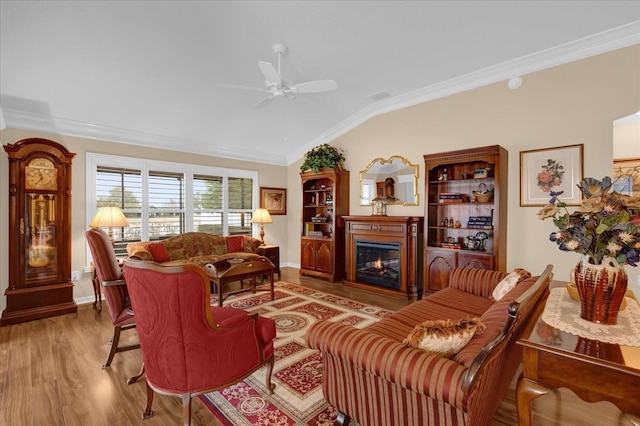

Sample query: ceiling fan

[218,43,338,108]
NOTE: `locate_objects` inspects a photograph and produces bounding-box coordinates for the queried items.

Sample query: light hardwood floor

[0,267,634,426]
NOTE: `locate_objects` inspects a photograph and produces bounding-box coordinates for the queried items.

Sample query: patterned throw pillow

[403,318,486,358]
[491,268,531,301]
[148,243,170,262]
[226,236,245,253]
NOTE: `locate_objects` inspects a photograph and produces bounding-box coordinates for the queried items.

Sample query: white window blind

[148,171,185,238]
[95,167,142,256]
[228,177,253,235]
[193,174,223,234]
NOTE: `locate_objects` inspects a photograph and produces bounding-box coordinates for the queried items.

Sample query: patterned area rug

[199,281,393,425]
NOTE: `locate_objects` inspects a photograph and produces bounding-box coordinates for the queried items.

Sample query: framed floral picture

[612,157,640,196]
[260,187,286,215]
[520,144,583,206]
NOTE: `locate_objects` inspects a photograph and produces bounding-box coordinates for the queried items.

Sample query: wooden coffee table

[206,256,275,307]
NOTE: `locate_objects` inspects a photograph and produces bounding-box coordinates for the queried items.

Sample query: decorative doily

[541,287,640,346]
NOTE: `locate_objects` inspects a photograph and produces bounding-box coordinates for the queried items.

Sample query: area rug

[199,281,394,425]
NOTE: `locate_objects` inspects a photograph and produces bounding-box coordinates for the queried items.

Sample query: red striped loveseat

[306,265,553,426]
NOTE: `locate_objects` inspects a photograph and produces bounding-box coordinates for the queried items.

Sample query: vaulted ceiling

[1,1,639,165]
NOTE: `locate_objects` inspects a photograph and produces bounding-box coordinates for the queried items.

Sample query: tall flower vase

[573,256,628,325]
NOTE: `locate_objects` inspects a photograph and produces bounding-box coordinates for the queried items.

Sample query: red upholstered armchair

[86,227,139,369]
[122,259,277,425]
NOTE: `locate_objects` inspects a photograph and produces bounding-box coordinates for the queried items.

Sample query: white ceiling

[1,1,639,166]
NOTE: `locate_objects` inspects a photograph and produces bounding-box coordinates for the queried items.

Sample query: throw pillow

[403,318,487,358]
[491,268,532,301]
[148,243,170,262]
[226,235,245,253]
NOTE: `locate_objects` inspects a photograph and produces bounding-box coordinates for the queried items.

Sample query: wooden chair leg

[265,356,276,394]
[103,325,121,368]
[127,362,145,385]
[182,393,192,426]
[142,382,154,419]
[335,411,351,426]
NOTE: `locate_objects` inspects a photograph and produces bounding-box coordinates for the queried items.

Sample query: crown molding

[1,108,289,166]
[287,21,640,165]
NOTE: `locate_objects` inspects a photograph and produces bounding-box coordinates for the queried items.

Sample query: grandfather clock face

[25,158,57,190]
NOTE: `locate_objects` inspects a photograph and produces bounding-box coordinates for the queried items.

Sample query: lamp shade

[251,208,272,245]
[251,208,273,224]
[90,206,129,228]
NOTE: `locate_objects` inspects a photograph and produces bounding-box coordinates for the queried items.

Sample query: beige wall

[2,45,639,313]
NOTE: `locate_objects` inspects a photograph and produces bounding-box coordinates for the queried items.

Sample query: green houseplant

[300,143,345,173]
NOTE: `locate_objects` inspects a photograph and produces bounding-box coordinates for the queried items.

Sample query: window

[192,175,253,235]
[87,153,258,257]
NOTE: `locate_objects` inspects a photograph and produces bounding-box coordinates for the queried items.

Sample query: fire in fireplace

[355,241,401,290]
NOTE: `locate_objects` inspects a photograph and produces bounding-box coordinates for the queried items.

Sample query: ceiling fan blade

[258,61,281,86]
[255,96,275,109]
[216,83,266,92]
[290,80,338,93]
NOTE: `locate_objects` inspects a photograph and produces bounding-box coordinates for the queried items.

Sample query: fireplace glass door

[355,241,401,290]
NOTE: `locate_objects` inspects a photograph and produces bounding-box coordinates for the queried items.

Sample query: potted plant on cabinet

[300,143,345,173]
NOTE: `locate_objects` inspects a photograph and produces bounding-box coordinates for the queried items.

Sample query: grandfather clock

[2,138,77,326]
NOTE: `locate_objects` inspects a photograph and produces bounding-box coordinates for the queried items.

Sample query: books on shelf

[438,193,469,203]
[304,223,315,236]
[441,242,462,249]
[308,231,323,237]
[467,216,493,229]
[439,192,461,199]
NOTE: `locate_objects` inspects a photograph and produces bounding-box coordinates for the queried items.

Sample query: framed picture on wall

[613,157,640,196]
[520,144,584,206]
[260,187,286,215]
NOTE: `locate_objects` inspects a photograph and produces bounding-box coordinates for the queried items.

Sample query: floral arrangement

[537,159,565,192]
[538,176,640,266]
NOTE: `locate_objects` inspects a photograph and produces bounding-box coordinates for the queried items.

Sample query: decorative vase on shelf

[573,255,628,325]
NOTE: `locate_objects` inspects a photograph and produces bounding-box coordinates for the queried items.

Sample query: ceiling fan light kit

[219,43,337,108]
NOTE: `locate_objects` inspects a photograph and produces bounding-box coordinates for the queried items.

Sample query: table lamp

[90,206,129,246]
[251,208,272,245]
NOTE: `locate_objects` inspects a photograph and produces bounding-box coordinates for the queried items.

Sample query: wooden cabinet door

[426,248,456,292]
[315,240,333,274]
[458,251,495,270]
[300,239,316,270]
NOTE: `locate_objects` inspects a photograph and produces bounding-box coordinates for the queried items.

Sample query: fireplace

[344,216,423,300]
[355,241,401,289]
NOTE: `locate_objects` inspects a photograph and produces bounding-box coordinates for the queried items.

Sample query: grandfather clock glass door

[26,159,59,284]
[3,139,77,326]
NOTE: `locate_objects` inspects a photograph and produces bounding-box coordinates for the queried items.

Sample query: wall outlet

[637,275,640,287]
[71,270,80,281]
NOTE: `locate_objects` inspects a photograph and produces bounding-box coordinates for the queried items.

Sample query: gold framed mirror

[360,155,419,206]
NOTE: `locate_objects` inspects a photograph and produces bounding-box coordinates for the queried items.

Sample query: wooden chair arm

[102,279,127,287]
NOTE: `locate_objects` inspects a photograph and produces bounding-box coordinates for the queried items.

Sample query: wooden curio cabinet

[424,145,507,293]
[2,138,77,325]
[300,168,349,282]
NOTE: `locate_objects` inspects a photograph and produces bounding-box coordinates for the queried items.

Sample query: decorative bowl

[566,282,580,301]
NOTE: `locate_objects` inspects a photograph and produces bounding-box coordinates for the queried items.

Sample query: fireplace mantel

[343,216,423,300]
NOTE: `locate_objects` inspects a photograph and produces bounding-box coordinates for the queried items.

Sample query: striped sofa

[306,265,553,426]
